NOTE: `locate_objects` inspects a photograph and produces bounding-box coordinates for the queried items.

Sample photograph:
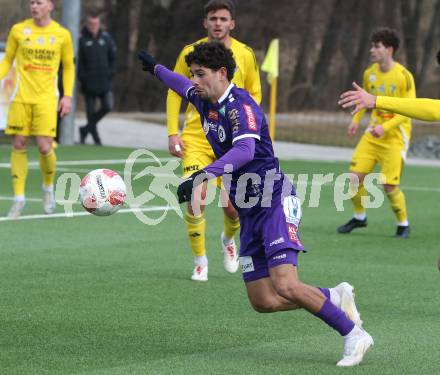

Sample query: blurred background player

[337,28,415,238]
[166,0,262,281]
[0,0,75,218]
[138,42,373,367]
[78,13,117,146]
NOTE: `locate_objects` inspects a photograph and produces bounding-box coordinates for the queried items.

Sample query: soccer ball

[79,169,126,216]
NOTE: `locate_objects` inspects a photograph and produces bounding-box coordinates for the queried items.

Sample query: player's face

[204,9,235,42]
[370,42,393,63]
[29,0,53,21]
[86,17,101,37]
[190,64,226,102]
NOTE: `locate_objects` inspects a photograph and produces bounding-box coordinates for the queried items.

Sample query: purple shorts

[238,195,305,282]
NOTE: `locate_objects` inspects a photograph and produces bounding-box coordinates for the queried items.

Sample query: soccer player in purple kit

[138,42,373,366]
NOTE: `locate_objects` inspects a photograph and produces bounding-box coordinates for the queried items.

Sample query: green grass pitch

[0,145,438,374]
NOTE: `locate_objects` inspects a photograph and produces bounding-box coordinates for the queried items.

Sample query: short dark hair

[185,41,236,81]
[371,28,400,54]
[204,0,236,20]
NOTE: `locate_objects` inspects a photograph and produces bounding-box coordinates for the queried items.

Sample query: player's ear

[219,67,228,80]
[229,19,235,31]
[203,18,208,30]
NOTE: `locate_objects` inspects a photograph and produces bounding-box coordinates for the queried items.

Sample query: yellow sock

[223,214,240,241]
[185,211,206,257]
[351,184,367,215]
[11,149,28,197]
[39,149,57,187]
[386,187,408,223]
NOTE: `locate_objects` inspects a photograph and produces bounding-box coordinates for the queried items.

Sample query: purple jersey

[187,84,291,215]
[155,65,294,215]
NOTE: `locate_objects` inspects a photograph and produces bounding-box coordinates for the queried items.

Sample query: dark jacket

[78,27,117,95]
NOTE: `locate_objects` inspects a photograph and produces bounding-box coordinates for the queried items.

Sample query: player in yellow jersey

[166,0,262,281]
[337,28,415,238]
[0,0,75,218]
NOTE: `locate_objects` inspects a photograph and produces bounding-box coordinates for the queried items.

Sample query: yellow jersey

[353,62,416,148]
[0,19,75,104]
[166,37,261,149]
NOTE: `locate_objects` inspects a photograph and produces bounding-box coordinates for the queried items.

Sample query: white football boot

[333,282,363,327]
[221,232,239,273]
[191,264,208,282]
[337,326,374,367]
[42,187,56,214]
[7,199,25,219]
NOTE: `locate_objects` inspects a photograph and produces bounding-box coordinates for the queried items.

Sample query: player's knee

[383,184,396,193]
[273,279,301,303]
[349,172,364,186]
[249,297,278,313]
[38,142,52,155]
[12,138,27,150]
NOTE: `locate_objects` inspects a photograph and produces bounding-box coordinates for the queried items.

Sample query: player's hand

[370,124,385,138]
[177,170,208,204]
[58,96,72,118]
[168,135,185,158]
[347,123,359,137]
[138,50,157,74]
[338,82,376,115]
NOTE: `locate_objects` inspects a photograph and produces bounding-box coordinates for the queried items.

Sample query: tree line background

[1,0,440,113]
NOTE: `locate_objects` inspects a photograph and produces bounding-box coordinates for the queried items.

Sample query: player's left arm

[59,30,75,117]
[243,46,262,104]
[379,69,416,133]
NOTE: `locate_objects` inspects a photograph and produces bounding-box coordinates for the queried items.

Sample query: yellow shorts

[350,137,405,185]
[182,143,222,188]
[5,101,58,137]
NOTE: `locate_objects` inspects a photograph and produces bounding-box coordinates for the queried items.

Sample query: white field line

[0,157,175,169]
[0,205,175,222]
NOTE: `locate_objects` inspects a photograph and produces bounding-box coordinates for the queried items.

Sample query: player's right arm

[376,96,440,122]
[0,26,18,80]
[348,69,368,136]
[166,47,191,157]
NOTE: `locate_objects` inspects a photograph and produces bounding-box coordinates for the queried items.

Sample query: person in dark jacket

[78,14,116,145]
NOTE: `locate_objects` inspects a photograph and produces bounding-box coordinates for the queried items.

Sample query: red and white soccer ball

[79,169,127,216]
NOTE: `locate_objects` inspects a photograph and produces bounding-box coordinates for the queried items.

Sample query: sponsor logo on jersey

[243,104,257,131]
[23,28,32,36]
[239,256,254,273]
[49,36,56,45]
[219,106,226,116]
[228,108,240,134]
[269,237,285,247]
[369,74,376,82]
[218,125,226,142]
[208,110,219,121]
[183,165,200,173]
[287,223,302,246]
[272,252,287,260]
